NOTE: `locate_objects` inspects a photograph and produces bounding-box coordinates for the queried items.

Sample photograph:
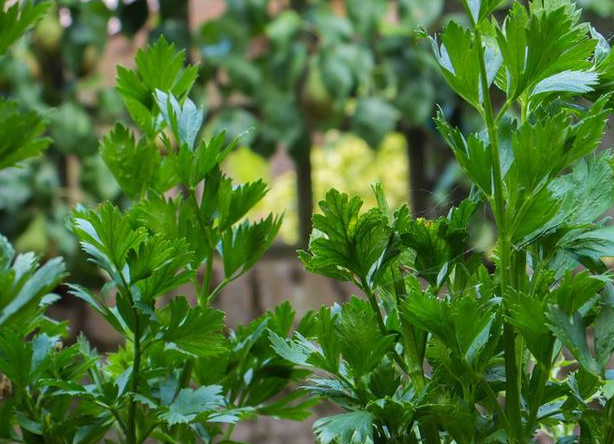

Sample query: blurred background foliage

[1,0,613,282]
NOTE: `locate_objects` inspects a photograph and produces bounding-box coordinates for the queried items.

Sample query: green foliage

[0,100,50,171]
[299,189,390,283]
[0,236,65,328]
[1,29,314,444]
[274,1,614,443]
[0,0,49,55]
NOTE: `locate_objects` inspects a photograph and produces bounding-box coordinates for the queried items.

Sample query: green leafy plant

[1,8,316,441]
[273,1,614,442]
[64,37,318,443]
[198,0,451,243]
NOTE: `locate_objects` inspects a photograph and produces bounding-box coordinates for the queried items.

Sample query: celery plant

[274,1,614,443]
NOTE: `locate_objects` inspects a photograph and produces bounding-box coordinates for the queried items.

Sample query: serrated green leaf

[430,22,482,109]
[0,0,50,55]
[594,306,614,371]
[158,297,226,358]
[551,271,605,315]
[531,70,598,97]
[550,152,614,227]
[435,112,493,196]
[219,215,282,280]
[496,2,595,100]
[159,386,225,425]
[127,236,194,300]
[219,180,269,231]
[396,200,474,285]
[116,36,198,135]
[0,329,32,388]
[0,256,65,327]
[506,290,553,366]
[0,235,14,271]
[336,297,395,378]
[546,306,600,376]
[100,123,165,200]
[268,330,313,367]
[466,0,505,23]
[72,203,147,280]
[313,411,374,444]
[300,189,389,283]
[154,90,204,151]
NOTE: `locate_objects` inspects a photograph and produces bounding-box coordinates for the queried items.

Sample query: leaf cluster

[273,1,614,443]
[0,23,314,444]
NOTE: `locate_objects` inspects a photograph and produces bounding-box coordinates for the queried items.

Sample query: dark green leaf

[300,189,389,283]
[158,297,226,358]
[0,100,50,171]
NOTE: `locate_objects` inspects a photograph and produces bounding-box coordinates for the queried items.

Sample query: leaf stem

[188,190,212,305]
[526,359,551,435]
[128,311,141,444]
[604,398,614,444]
[477,375,509,430]
[474,28,523,443]
[360,280,410,376]
[391,270,440,444]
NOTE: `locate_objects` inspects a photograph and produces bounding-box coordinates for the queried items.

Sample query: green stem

[224,423,236,441]
[474,28,523,443]
[188,191,212,305]
[202,251,214,302]
[478,376,509,430]
[389,271,440,444]
[128,308,142,444]
[360,281,410,376]
[526,360,551,436]
[604,399,614,444]
[137,421,163,444]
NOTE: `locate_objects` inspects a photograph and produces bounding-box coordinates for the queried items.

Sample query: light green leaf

[268,330,313,367]
[154,90,204,151]
[159,386,225,425]
[496,2,594,100]
[550,153,614,227]
[176,130,247,189]
[435,112,493,196]
[314,411,374,444]
[0,257,65,327]
[0,235,14,271]
[72,203,148,279]
[531,70,599,97]
[467,0,505,23]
